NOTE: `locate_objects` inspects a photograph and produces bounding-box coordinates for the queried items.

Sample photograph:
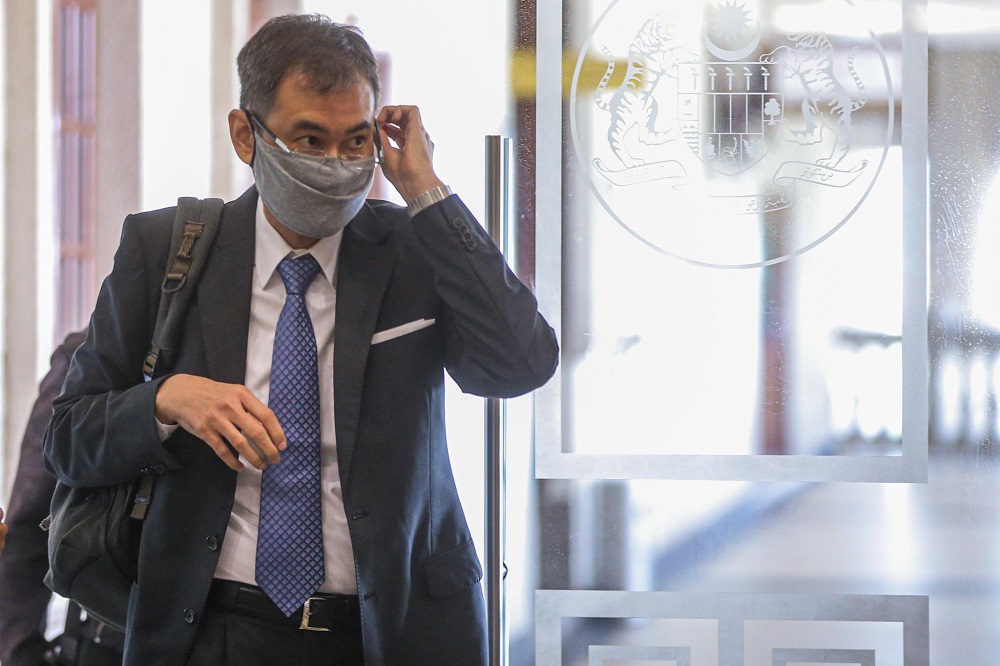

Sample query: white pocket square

[371,318,436,345]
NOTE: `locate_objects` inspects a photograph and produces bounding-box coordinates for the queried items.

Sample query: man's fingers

[159,376,289,471]
[377,104,416,125]
[232,412,283,467]
[242,396,285,450]
[377,105,424,137]
[202,430,246,472]
[380,122,405,146]
[376,104,441,206]
[218,420,271,471]
[377,106,433,165]
[219,389,283,468]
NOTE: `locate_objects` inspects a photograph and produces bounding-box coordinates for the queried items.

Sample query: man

[0,330,124,666]
[44,14,558,666]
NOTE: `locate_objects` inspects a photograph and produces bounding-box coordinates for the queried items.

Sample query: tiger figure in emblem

[595,13,699,169]
[760,32,867,168]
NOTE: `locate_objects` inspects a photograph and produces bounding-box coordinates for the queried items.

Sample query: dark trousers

[185,582,364,666]
[46,602,124,666]
[48,638,123,666]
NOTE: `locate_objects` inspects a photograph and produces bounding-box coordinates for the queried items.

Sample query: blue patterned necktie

[256,254,325,616]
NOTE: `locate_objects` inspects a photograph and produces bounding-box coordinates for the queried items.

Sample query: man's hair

[237,14,381,117]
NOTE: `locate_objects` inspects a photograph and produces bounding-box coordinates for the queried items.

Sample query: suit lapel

[198,188,256,384]
[194,192,396,484]
[334,203,397,487]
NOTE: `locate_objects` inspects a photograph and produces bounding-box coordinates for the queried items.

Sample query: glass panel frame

[533,0,929,482]
[536,591,929,665]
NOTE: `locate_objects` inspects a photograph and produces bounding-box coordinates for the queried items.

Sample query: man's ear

[229,109,255,166]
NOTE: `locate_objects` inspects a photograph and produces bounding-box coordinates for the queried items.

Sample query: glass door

[506,0,1000,663]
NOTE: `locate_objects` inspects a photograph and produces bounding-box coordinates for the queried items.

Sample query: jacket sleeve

[408,194,558,398]
[43,213,181,488]
[0,331,85,664]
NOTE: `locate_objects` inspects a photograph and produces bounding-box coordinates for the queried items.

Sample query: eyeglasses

[245,110,383,169]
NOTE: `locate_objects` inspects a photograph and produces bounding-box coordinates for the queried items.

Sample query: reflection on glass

[570,0,894,268]
[513,0,1000,662]
[557,0,906,464]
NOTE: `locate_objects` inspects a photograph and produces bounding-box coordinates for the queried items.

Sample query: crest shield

[677,60,784,175]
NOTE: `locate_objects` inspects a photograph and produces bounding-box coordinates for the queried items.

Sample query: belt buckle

[299,597,331,632]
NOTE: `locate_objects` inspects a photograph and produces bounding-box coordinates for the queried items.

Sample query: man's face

[227,70,378,247]
[256,71,377,162]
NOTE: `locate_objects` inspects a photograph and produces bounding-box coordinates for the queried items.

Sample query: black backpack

[41,197,224,632]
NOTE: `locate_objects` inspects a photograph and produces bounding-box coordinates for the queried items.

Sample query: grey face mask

[252,137,375,239]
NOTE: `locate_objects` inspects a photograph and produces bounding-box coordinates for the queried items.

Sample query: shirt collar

[254,196,343,290]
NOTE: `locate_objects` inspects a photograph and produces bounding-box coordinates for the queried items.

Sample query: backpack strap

[143,196,224,382]
[132,197,224,520]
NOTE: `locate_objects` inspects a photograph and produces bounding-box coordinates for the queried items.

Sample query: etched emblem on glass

[571,0,894,267]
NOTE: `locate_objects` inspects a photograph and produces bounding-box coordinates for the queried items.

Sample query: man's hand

[376,105,446,204]
[155,374,285,472]
[0,506,7,554]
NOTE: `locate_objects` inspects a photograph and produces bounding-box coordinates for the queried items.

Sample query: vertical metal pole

[485,135,512,666]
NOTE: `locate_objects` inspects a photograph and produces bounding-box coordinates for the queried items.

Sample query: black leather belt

[207,579,360,632]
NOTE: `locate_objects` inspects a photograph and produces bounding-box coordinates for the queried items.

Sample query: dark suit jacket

[44,187,558,665]
[0,331,87,665]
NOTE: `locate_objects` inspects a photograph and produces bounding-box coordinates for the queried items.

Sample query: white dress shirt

[161,198,356,594]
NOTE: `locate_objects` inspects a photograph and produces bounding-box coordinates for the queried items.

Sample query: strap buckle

[299,597,331,632]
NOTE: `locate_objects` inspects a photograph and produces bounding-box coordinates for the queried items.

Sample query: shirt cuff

[406,185,454,217]
[155,418,180,442]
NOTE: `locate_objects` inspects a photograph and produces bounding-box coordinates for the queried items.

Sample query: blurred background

[1,0,999,663]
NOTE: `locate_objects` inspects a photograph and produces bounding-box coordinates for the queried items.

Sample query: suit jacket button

[183,608,196,624]
[206,536,219,551]
[153,464,166,474]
